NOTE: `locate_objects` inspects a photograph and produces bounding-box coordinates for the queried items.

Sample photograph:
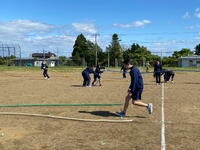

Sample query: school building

[178,55,200,67]
[13,52,59,67]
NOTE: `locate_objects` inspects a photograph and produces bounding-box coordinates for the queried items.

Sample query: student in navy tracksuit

[116,59,153,117]
[41,61,50,79]
[162,69,175,83]
[120,65,127,78]
[154,60,162,85]
[92,65,105,86]
[82,67,94,87]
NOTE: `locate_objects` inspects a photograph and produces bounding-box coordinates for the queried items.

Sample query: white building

[178,55,200,67]
[13,52,59,67]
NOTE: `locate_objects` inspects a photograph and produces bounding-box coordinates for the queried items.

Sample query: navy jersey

[121,65,127,72]
[41,63,48,70]
[129,67,144,93]
[94,66,104,76]
[82,67,94,75]
[154,63,162,73]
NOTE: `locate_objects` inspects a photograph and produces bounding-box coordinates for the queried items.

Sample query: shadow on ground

[79,110,146,118]
[183,82,200,85]
[71,85,83,87]
[79,111,118,117]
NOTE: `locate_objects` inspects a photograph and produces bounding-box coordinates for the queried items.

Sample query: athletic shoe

[116,111,126,117]
[147,103,153,114]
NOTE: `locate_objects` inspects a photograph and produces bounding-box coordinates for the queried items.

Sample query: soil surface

[0,70,199,150]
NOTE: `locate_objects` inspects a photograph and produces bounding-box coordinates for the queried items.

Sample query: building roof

[179,55,200,59]
[32,52,56,58]
[12,57,59,61]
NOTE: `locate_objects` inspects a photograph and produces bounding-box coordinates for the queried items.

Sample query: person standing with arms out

[41,61,50,79]
[116,59,153,117]
[120,64,127,79]
[154,60,162,85]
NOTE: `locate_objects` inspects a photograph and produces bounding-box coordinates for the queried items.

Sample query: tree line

[69,33,160,67]
[61,33,200,67]
[2,33,200,67]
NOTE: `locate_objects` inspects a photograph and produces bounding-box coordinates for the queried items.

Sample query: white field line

[0,112,133,123]
[161,83,166,150]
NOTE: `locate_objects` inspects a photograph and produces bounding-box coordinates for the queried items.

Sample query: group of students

[82,65,105,87]
[154,60,175,85]
[121,60,175,84]
[40,60,174,118]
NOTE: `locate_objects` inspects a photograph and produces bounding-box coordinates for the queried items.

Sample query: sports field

[0,67,199,150]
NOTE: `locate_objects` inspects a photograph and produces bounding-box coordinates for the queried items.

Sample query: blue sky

[0,0,200,57]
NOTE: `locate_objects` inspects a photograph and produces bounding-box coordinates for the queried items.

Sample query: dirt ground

[0,69,199,150]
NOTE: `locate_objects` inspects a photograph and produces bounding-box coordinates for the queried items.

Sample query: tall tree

[72,34,89,65]
[122,43,159,66]
[195,44,200,55]
[172,48,193,58]
[85,40,102,66]
[107,33,122,66]
[72,33,103,66]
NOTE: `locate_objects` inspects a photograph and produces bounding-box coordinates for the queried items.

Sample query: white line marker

[161,83,166,150]
[0,112,133,123]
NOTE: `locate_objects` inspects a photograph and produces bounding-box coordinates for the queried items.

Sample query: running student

[92,65,105,86]
[120,64,127,78]
[82,67,94,87]
[116,59,153,117]
[162,69,175,83]
[41,61,50,79]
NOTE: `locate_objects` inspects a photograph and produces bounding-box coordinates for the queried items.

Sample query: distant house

[32,52,57,58]
[178,55,200,67]
[13,52,59,67]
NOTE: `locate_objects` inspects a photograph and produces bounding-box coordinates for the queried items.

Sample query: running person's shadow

[71,85,83,87]
[78,110,146,118]
[79,111,118,117]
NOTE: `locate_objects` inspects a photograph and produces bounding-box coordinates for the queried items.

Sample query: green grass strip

[0,103,122,107]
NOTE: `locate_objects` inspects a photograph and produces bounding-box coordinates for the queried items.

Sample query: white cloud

[194,8,200,18]
[0,20,104,57]
[195,8,200,12]
[0,20,87,57]
[113,20,152,28]
[186,24,200,29]
[195,13,200,18]
[71,22,97,34]
[182,12,190,19]
[0,20,54,36]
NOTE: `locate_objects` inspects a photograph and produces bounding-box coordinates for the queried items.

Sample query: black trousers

[155,73,161,83]
[43,70,50,78]
[82,73,91,86]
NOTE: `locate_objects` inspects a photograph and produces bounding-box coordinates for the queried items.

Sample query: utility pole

[94,33,99,66]
[18,44,22,66]
[107,48,110,68]
[43,48,45,60]
[2,44,4,57]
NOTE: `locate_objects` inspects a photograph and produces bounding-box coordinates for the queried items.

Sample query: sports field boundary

[161,83,166,150]
[0,103,122,107]
[0,112,133,123]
